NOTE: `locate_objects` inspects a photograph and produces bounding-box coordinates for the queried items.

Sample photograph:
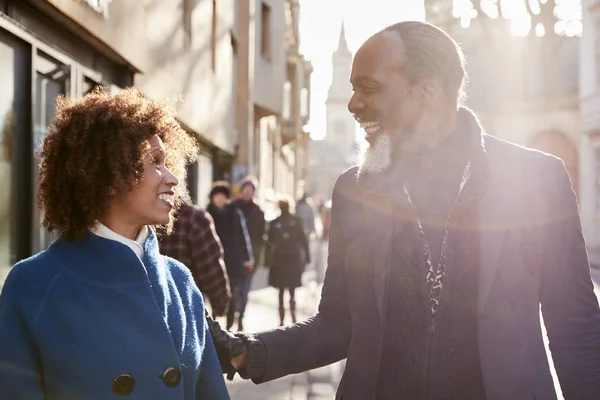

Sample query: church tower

[307,22,357,197]
[325,22,356,163]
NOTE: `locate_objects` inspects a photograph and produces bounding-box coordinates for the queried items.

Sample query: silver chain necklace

[401,159,472,330]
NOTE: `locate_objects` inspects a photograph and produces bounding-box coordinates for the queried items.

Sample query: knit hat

[239,175,258,191]
[209,181,231,199]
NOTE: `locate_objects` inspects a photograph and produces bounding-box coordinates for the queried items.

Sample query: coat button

[113,374,135,395]
[162,367,181,387]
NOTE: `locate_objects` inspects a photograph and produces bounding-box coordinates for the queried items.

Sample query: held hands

[205,312,247,380]
[230,351,247,372]
[205,312,264,381]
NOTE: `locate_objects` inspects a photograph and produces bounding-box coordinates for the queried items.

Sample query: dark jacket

[207,203,251,286]
[266,212,310,289]
[247,108,600,400]
[236,199,265,266]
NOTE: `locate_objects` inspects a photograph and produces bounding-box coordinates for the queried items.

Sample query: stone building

[232,0,312,219]
[580,0,600,264]
[308,23,357,198]
[426,5,580,199]
[0,0,311,284]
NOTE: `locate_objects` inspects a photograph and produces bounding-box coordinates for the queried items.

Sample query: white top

[90,222,149,258]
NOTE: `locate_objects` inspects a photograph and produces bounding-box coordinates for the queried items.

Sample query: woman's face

[108,135,179,230]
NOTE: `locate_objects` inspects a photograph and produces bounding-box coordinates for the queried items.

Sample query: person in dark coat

[266,199,310,325]
[235,177,266,326]
[207,181,254,331]
[212,21,600,400]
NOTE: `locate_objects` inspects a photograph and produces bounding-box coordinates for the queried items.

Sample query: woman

[0,88,230,399]
[266,199,310,326]
[206,181,254,331]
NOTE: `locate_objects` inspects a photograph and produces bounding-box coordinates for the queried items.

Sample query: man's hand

[231,351,247,370]
[205,311,247,380]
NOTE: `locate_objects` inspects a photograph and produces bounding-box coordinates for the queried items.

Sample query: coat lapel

[477,191,506,314]
[356,172,397,326]
[475,172,510,314]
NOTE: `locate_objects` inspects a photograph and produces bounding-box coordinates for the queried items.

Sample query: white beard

[358,133,392,175]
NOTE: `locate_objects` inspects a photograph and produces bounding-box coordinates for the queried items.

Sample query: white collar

[90,222,149,258]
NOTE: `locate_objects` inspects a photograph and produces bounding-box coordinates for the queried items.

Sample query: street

[226,241,600,400]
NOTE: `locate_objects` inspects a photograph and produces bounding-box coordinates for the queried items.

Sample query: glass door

[0,29,29,287]
[32,52,71,253]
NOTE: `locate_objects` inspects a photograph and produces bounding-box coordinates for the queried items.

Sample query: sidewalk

[225,240,341,400]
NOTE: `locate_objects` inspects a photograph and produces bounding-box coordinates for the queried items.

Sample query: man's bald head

[379,21,468,106]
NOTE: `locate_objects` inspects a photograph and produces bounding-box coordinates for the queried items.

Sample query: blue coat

[0,229,230,400]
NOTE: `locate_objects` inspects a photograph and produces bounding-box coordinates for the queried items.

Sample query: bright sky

[299,0,425,141]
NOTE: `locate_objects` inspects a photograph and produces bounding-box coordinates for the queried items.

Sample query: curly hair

[37,87,199,240]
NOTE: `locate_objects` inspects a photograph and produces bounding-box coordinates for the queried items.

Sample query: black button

[113,374,135,395]
[162,367,181,388]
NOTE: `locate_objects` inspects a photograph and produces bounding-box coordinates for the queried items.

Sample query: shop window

[211,0,217,71]
[83,77,102,95]
[595,12,600,87]
[261,2,271,59]
[596,147,600,219]
[0,28,29,287]
[33,52,70,253]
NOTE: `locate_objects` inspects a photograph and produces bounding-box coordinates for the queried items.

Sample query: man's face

[348,31,423,147]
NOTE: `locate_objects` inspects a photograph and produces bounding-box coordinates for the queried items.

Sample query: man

[160,201,231,317]
[214,21,600,399]
[234,176,266,326]
[295,193,316,237]
[207,181,254,331]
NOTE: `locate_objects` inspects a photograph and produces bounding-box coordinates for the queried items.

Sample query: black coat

[236,200,266,266]
[207,203,250,285]
[266,213,310,289]
[250,108,600,400]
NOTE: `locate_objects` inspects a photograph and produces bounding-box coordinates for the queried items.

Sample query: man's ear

[420,76,443,105]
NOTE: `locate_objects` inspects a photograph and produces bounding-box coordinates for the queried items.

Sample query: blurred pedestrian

[235,176,265,324]
[160,201,232,318]
[214,21,600,399]
[207,181,254,331]
[295,193,316,237]
[0,88,229,399]
[266,199,310,326]
[319,200,332,241]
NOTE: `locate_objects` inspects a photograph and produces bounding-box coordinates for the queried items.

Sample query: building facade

[308,23,357,198]
[426,7,580,196]
[233,0,312,219]
[580,0,600,263]
[0,0,312,285]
